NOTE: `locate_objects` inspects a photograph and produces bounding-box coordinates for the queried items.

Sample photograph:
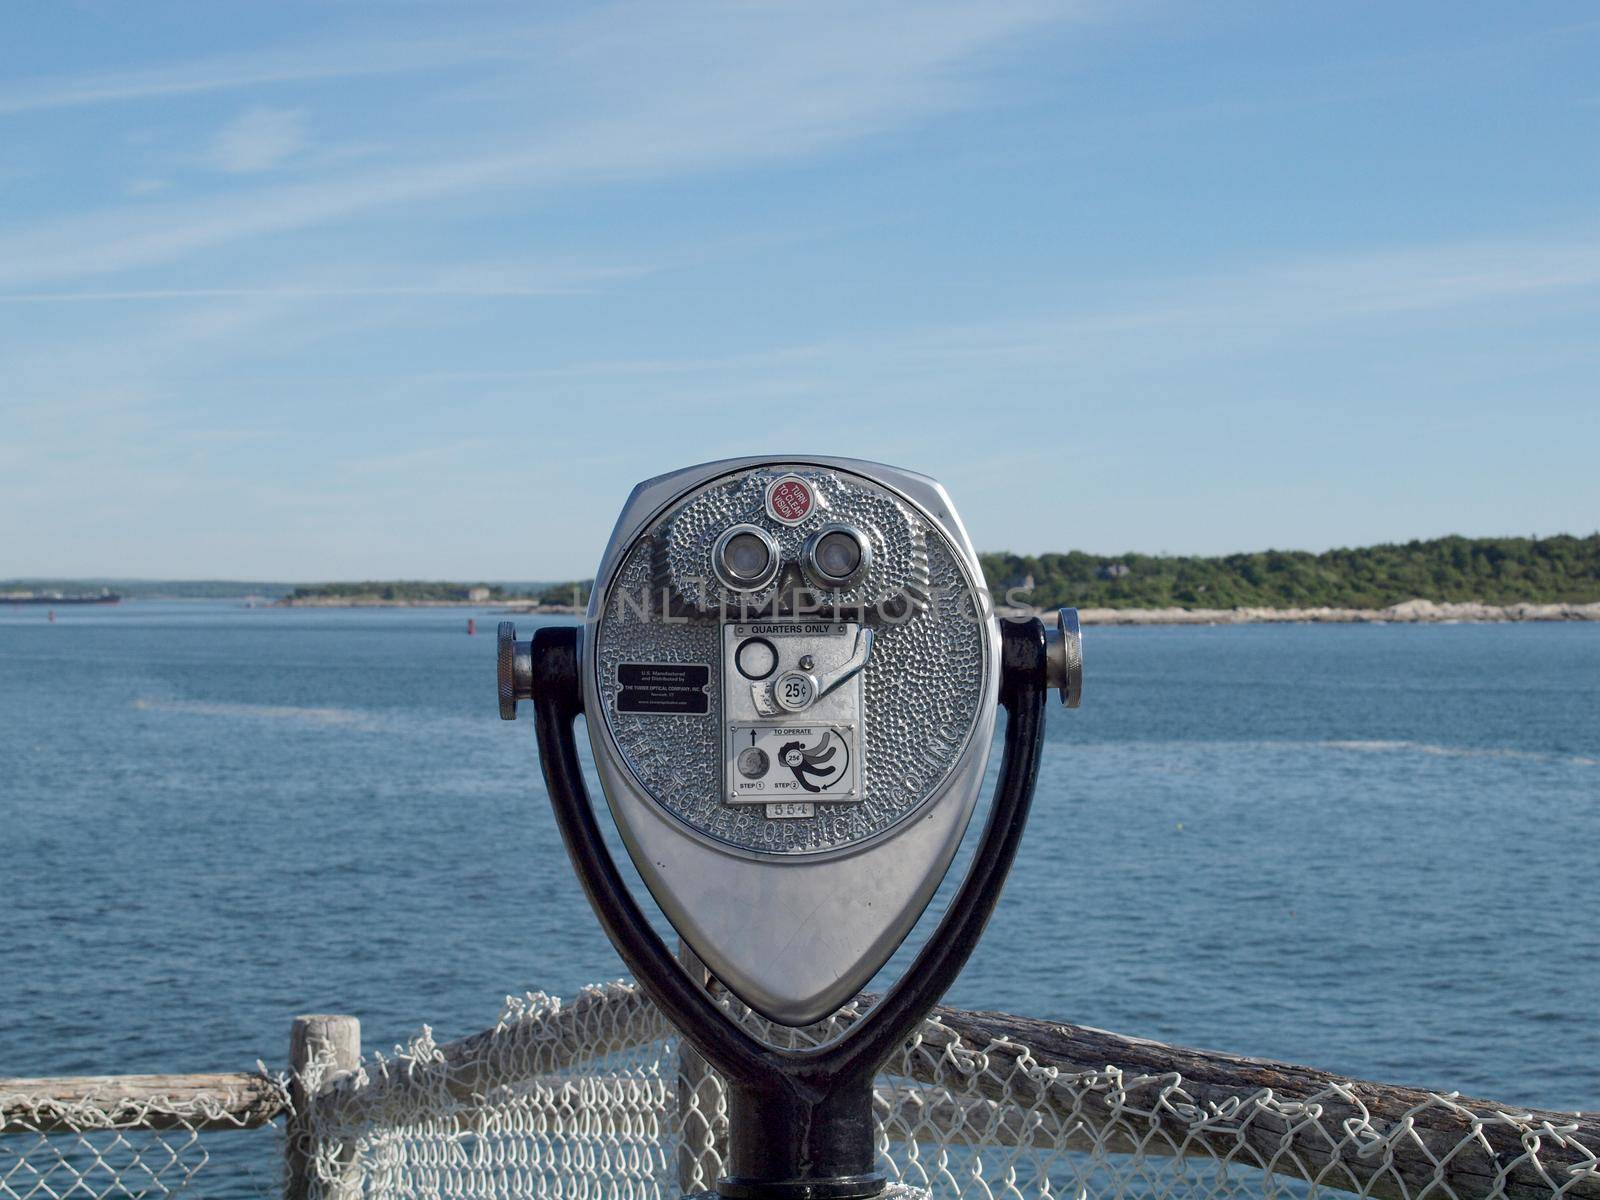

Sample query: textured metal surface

[581,457,1000,1020]
[652,467,931,614]
[595,465,987,856]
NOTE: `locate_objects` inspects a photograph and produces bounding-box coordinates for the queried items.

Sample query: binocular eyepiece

[705,520,876,596]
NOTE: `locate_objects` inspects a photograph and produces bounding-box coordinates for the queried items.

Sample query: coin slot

[774,671,817,712]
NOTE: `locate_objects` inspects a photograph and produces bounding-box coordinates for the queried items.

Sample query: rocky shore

[1050,599,1600,626]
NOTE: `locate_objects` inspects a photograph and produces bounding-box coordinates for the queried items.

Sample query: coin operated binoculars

[499,458,1081,1200]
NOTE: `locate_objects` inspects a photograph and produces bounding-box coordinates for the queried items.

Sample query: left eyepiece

[712,524,781,592]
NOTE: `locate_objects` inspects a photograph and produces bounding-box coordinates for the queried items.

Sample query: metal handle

[497,621,535,720]
[810,627,874,701]
[1044,607,1083,707]
[760,627,876,715]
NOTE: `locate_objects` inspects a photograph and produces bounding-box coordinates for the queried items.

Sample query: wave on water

[1069,737,1598,768]
[1319,739,1598,767]
[129,698,494,740]
[132,698,387,730]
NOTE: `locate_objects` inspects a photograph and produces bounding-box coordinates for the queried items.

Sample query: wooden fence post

[286,1014,361,1200]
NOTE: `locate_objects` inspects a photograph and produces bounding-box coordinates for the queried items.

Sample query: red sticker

[766,477,813,524]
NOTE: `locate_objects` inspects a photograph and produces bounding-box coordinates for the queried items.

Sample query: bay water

[2,603,1595,1183]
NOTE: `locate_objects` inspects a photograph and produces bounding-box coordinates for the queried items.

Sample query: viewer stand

[497,458,1082,1200]
[523,617,1051,1200]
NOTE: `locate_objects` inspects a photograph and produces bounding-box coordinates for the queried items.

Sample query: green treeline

[279,535,1600,611]
[0,579,295,600]
[532,580,594,608]
[287,581,504,602]
[980,534,1600,610]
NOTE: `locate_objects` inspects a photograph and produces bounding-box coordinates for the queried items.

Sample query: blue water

[2,604,1597,1124]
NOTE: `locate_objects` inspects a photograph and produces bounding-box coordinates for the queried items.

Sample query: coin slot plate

[722,621,864,805]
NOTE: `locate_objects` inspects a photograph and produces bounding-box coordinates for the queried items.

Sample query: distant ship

[3,591,121,605]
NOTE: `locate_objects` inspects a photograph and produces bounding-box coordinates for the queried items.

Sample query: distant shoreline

[276,597,584,613]
[268,596,1600,623]
[1031,599,1600,625]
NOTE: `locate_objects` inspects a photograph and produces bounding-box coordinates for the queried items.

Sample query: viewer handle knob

[1044,607,1083,708]
[498,621,536,720]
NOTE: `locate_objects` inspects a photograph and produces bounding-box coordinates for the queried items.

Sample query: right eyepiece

[713,524,781,592]
[801,523,871,590]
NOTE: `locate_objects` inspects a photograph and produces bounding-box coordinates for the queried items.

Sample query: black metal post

[720,1081,881,1200]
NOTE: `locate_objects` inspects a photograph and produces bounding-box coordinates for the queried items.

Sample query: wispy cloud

[370,225,1600,384]
[0,257,652,305]
[0,1,1069,288]
[0,283,611,303]
[837,227,1600,376]
[0,21,556,115]
[208,107,306,174]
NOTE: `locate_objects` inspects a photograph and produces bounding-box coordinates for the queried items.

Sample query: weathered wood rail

[917,1005,1600,1200]
[0,1073,286,1133]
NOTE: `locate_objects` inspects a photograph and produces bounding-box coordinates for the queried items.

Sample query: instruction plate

[726,722,860,804]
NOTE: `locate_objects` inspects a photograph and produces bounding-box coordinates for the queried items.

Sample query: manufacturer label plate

[615,663,710,714]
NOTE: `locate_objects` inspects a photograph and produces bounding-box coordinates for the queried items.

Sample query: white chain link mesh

[0,1083,281,1199]
[288,983,1599,1200]
[6,982,1596,1200]
[304,987,678,1200]
[1,1126,209,1200]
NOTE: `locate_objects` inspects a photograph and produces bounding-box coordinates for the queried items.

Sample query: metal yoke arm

[529,618,1049,1198]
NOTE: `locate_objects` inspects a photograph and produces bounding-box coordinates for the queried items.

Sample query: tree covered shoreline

[271,535,1600,612]
[982,534,1600,611]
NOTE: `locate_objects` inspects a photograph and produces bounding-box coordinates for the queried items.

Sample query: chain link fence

[5,982,1597,1200]
[0,1074,285,1199]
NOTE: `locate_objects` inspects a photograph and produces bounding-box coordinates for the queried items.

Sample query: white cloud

[209,108,306,174]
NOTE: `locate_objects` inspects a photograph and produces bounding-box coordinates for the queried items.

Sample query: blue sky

[4,1,1598,579]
